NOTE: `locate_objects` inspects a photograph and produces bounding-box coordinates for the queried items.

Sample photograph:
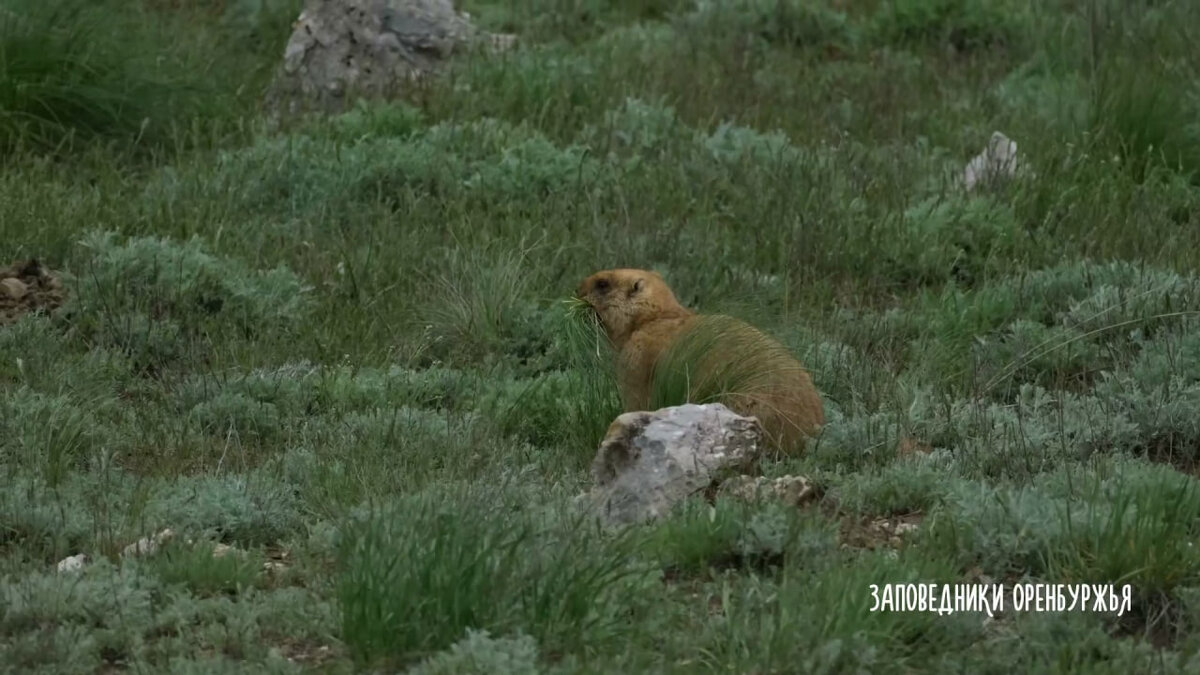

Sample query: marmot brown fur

[575,268,824,455]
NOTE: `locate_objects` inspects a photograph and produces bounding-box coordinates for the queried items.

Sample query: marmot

[575,268,824,455]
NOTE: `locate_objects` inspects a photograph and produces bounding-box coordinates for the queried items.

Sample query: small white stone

[56,554,89,573]
[212,543,239,558]
[964,131,1021,191]
[121,528,176,558]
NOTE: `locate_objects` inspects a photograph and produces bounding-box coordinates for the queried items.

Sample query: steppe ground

[4,0,1200,672]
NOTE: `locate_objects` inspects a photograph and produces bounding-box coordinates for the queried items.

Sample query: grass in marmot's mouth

[562,295,595,321]
[558,294,622,433]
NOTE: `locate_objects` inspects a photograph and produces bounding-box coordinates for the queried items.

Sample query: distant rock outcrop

[264,0,516,116]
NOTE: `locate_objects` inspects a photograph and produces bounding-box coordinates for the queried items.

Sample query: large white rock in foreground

[581,403,764,527]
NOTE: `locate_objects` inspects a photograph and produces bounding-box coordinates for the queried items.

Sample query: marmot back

[576,268,824,455]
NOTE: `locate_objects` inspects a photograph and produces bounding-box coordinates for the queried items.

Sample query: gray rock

[581,403,764,526]
[963,130,1021,192]
[55,553,89,574]
[264,0,515,116]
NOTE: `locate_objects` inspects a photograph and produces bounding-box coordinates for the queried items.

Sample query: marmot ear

[631,278,645,295]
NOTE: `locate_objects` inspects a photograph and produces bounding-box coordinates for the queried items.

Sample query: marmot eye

[594,278,610,291]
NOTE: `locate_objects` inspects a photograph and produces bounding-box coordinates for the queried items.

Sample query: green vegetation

[4,0,1200,671]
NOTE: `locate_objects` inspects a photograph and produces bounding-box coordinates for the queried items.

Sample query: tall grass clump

[418,245,547,368]
[1088,59,1200,184]
[0,0,241,154]
[1,389,105,487]
[709,551,978,672]
[337,486,649,668]
[480,296,622,455]
[869,0,1027,54]
[553,295,624,440]
[1051,489,1200,597]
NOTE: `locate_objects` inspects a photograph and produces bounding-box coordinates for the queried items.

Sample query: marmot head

[576,268,688,346]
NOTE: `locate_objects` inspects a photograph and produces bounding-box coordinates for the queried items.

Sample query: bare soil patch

[0,259,65,326]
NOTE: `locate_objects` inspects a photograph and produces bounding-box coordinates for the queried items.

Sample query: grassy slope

[4,0,1200,672]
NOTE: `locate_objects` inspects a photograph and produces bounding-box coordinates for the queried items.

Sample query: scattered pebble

[122,528,176,558]
[0,277,27,301]
[55,553,90,574]
[720,474,819,508]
